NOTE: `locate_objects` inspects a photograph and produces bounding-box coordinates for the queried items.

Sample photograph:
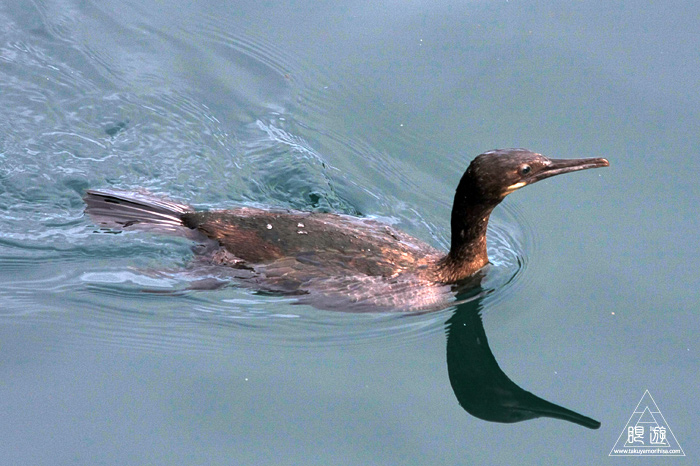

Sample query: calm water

[1,0,698,464]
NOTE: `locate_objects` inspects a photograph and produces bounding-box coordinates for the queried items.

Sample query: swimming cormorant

[84,149,608,311]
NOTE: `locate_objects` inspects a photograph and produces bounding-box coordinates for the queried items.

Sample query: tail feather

[84,189,192,233]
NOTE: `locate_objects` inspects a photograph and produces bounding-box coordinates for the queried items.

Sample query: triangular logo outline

[609,389,685,456]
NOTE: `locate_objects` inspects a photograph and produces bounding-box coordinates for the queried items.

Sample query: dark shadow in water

[104,120,129,137]
[446,285,600,429]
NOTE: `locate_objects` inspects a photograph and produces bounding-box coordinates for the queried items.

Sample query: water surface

[1,0,697,464]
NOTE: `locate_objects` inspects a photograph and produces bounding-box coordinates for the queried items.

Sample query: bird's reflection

[445,285,600,429]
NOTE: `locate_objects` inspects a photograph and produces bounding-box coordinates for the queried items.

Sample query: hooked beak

[532,157,610,183]
[505,157,609,194]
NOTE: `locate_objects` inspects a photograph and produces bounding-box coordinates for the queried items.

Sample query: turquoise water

[1,0,697,464]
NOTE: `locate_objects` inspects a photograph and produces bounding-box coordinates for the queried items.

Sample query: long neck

[437,184,498,283]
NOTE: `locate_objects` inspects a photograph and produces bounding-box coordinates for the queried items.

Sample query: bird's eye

[519,164,531,175]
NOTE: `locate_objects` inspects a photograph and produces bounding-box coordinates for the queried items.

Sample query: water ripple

[0,1,533,351]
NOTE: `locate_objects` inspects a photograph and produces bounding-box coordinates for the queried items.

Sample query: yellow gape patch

[505,181,526,193]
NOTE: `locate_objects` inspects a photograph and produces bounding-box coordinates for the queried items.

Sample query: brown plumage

[84,149,608,311]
